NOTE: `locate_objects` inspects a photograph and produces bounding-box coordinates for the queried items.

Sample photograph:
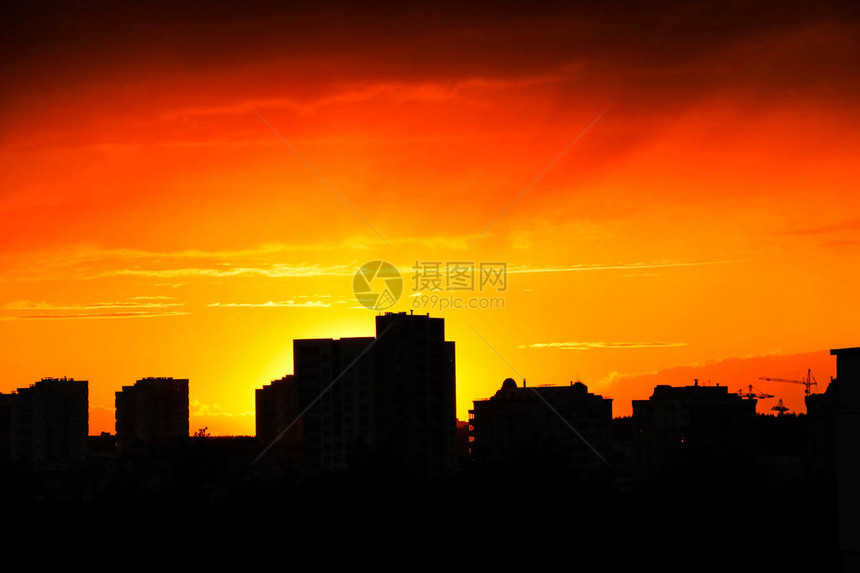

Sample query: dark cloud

[1,0,856,142]
[2,1,856,86]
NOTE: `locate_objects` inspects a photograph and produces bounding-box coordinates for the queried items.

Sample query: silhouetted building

[255,374,302,456]
[469,378,612,478]
[88,432,117,458]
[455,419,470,464]
[292,312,456,476]
[824,347,860,571]
[0,393,13,466]
[752,413,807,484]
[632,380,756,479]
[806,379,837,476]
[10,377,89,465]
[371,312,457,475]
[115,377,189,452]
[294,336,375,471]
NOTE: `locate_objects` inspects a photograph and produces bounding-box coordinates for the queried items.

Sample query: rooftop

[831,347,860,356]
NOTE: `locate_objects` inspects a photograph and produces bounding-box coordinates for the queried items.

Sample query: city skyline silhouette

[1,313,851,473]
[0,314,854,568]
[1,0,857,567]
[0,321,840,440]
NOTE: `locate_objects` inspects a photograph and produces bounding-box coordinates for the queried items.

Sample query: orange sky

[1,1,858,434]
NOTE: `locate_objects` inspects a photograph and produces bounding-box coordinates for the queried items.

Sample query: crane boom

[737,384,774,400]
[758,368,818,397]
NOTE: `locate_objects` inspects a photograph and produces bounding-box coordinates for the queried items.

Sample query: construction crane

[759,368,818,398]
[737,384,774,400]
[771,398,789,415]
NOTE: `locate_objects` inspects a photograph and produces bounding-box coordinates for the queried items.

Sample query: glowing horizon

[1,1,857,435]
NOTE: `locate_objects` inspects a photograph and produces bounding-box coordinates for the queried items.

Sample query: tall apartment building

[371,311,457,475]
[9,377,89,464]
[293,336,375,471]
[822,347,860,570]
[115,377,189,451]
[255,374,303,453]
[288,312,456,476]
[0,393,12,467]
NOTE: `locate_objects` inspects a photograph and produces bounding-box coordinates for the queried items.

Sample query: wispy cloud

[508,259,745,274]
[128,295,177,301]
[2,298,189,320]
[164,74,574,121]
[0,242,747,285]
[399,258,744,280]
[11,311,189,320]
[776,218,860,236]
[5,299,184,311]
[118,257,743,283]
[0,236,482,283]
[208,299,333,308]
[99,263,357,280]
[521,341,687,350]
[190,400,253,419]
[0,243,365,282]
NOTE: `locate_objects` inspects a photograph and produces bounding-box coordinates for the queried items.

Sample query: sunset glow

[1,1,857,435]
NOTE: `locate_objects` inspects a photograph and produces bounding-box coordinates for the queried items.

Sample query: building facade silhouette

[294,336,375,471]
[0,393,12,467]
[8,377,88,465]
[823,347,860,570]
[290,312,456,476]
[371,312,457,475]
[631,380,756,479]
[255,374,302,457]
[115,377,189,451]
[469,378,612,478]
